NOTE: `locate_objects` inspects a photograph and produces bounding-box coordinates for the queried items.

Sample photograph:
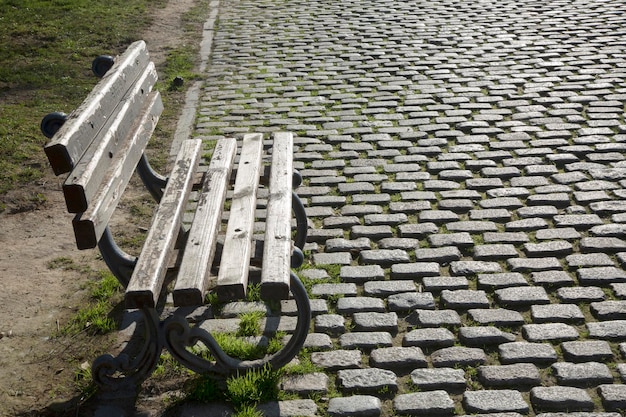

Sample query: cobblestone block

[378,238,420,250]
[580,237,626,253]
[360,249,411,266]
[524,241,573,257]
[598,384,626,412]
[327,395,381,417]
[414,247,462,263]
[370,346,427,372]
[353,312,398,333]
[499,341,557,365]
[280,372,329,395]
[313,252,353,266]
[478,363,541,388]
[552,362,614,387]
[477,272,528,289]
[399,222,439,238]
[428,232,474,248]
[310,350,361,371]
[557,286,606,302]
[508,257,562,272]
[407,309,462,328]
[256,399,318,417]
[403,327,456,348]
[566,253,615,268]
[391,262,439,279]
[536,227,582,241]
[522,323,579,343]
[336,297,385,314]
[484,232,529,244]
[587,320,626,340]
[459,326,516,346]
[441,289,490,310]
[326,237,371,253]
[431,346,486,368]
[394,391,455,416]
[314,314,345,336]
[337,368,398,393]
[339,332,393,350]
[450,261,502,275]
[388,292,435,313]
[340,265,385,283]
[467,308,525,327]
[578,267,626,285]
[530,386,594,412]
[531,304,585,323]
[561,340,614,362]
[463,390,529,414]
[495,286,550,307]
[423,276,469,292]
[363,280,415,297]
[590,300,626,320]
[409,368,466,392]
[311,283,357,298]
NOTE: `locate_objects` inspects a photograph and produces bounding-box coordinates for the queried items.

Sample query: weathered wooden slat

[173,138,238,306]
[72,92,163,249]
[125,139,203,309]
[261,132,294,301]
[216,133,264,301]
[63,62,159,213]
[44,40,151,176]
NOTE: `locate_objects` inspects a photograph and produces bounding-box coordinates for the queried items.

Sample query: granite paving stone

[441,289,490,310]
[327,395,381,417]
[477,273,528,289]
[339,332,394,350]
[499,342,558,365]
[459,326,516,347]
[561,340,614,363]
[407,309,462,328]
[598,384,626,412]
[551,362,614,387]
[370,346,427,373]
[531,304,585,323]
[495,286,551,307]
[530,386,595,412]
[478,363,541,388]
[337,368,398,394]
[409,368,466,392]
[393,391,455,416]
[467,308,525,327]
[402,327,456,348]
[522,323,579,343]
[310,350,362,371]
[463,390,529,414]
[387,292,435,313]
[587,320,626,341]
[431,346,487,368]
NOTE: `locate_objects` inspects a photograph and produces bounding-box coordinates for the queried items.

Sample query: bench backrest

[43,40,161,250]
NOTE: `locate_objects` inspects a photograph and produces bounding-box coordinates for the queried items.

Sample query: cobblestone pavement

[186,0,626,415]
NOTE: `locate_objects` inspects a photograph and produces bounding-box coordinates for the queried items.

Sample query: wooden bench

[40,40,311,396]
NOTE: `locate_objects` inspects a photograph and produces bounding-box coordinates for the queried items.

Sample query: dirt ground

[0,0,200,415]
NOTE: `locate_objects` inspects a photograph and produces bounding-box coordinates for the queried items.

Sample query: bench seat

[41,40,310,396]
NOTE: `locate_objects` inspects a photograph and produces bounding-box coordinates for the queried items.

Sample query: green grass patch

[58,269,123,336]
[184,365,282,414]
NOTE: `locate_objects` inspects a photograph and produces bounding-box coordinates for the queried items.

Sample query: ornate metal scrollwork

[163,273,311,375]
[92,308,162,395]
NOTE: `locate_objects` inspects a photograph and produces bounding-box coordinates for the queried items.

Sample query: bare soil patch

[0,0,201,415]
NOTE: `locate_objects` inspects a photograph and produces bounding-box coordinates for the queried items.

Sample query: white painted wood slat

[125,139,203,309]
[72,91,163,249]
[173,138,238,306]
[63,62,159,213]
[261,132,294,301]
[215,133,263,301]
[44,40,151,175]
